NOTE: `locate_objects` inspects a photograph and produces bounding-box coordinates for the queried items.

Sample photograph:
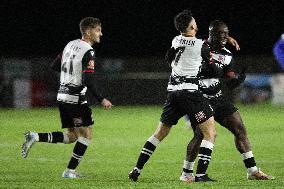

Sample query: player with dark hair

[128,9,218,182]
[179,20,274,183]
[21,17,113,178]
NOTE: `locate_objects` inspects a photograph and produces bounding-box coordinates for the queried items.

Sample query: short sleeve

[82,49,96,73]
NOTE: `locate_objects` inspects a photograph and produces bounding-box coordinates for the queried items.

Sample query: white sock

[182,160,194,175]
[33,132,39,141]
[134,167,141,173]
[147,135,160,146]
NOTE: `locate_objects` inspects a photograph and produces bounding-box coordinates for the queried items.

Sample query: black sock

[38,132,64,143]
[136,136,160,170]
[241,151,257,169]
[196,140,214,176]
[67,137,89,170]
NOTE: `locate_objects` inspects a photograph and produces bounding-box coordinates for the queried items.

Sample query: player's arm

[165,47,178,67]
[224,60,246,89]
[227,36,240,51]
[82,50,112,108]
[199,42,223,78]
[50,53,62,72]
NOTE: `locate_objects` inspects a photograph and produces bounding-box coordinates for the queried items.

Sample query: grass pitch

[1,102,284,188]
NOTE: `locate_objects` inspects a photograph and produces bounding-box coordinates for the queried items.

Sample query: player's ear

[85,29,91,36]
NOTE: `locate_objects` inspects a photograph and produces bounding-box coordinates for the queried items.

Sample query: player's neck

[182,34,194,37]
[182,31,195,37]
[81,37,93,46]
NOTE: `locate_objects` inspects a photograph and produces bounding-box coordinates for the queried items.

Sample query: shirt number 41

[61,55,76,75]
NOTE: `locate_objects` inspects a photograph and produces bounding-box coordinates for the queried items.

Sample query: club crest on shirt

[195,111,206,122]
[87,60,95,69]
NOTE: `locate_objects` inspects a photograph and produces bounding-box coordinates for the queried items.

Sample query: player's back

[57,39,93,104]
[171,35,204,77]
[167,35,204,92]
[60,39,93,86]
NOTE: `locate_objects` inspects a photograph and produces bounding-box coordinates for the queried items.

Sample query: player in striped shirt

[129,9,218,182]
[180,20,274,182]
[22,17,112,178]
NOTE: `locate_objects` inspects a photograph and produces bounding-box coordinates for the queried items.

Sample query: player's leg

[221,111,274,180]
[129,92,180,182]
[63,126,92,178]
[180,125,202,182]
[62,104,94,178]
[178,92,216,182]
[21,131,72,158]
[194,116,216,182]
[21,104,75,158]
[128,122,172,181]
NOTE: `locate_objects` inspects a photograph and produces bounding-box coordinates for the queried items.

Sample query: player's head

[208,20,229,48]
[80,17,102,44]
[174,9,198,36]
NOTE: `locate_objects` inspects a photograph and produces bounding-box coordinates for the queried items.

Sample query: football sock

[241,151,257,174]
[67,137,89,170]
[196,140,214,177]
[38,132,65,143]
[182,160,195,174]
[136,135,160,170]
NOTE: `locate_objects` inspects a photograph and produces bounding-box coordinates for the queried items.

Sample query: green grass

[1,102,284,188]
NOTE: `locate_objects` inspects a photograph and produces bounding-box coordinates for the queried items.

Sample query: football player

[180,20,274,182]
[21,17,112,178]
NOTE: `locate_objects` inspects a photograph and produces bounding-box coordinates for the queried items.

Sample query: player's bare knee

[65,128,78,143]
[208,128,217,140]
[154,122,171,141]
[67,132,77,143]
[76,127,93,141]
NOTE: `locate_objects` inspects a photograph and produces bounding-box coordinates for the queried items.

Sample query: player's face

[89,25,103,44]
[212,25,229,48]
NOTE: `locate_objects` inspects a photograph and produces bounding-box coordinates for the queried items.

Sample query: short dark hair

[174,9,193,33]
[79,17,101,35]
[209,20,227,33]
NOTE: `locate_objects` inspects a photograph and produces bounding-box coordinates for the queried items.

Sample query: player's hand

[101,98,113,109]
[227,36,240,51]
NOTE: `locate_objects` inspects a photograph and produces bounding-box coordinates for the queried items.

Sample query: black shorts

[190,96,238,130]
[160,91,214,126]
[58,103,94,128]
[209,96,238,126]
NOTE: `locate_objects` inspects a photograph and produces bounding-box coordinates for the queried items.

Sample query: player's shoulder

[172,35,203,48]
[84,49,95,58]
[221,47,232,55]
[66,39,93,50]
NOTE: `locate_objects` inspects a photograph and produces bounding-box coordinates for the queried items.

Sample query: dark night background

[1,0,284,58]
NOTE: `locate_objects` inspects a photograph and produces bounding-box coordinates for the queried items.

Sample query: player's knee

[66,131,78,143]
[154,122,171,141]
[209,129,217,139]
[85,132,93,141]
[199,120,216,140]
[75,127,93,140]
[204,127,216,140]
[78,132,92,141]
